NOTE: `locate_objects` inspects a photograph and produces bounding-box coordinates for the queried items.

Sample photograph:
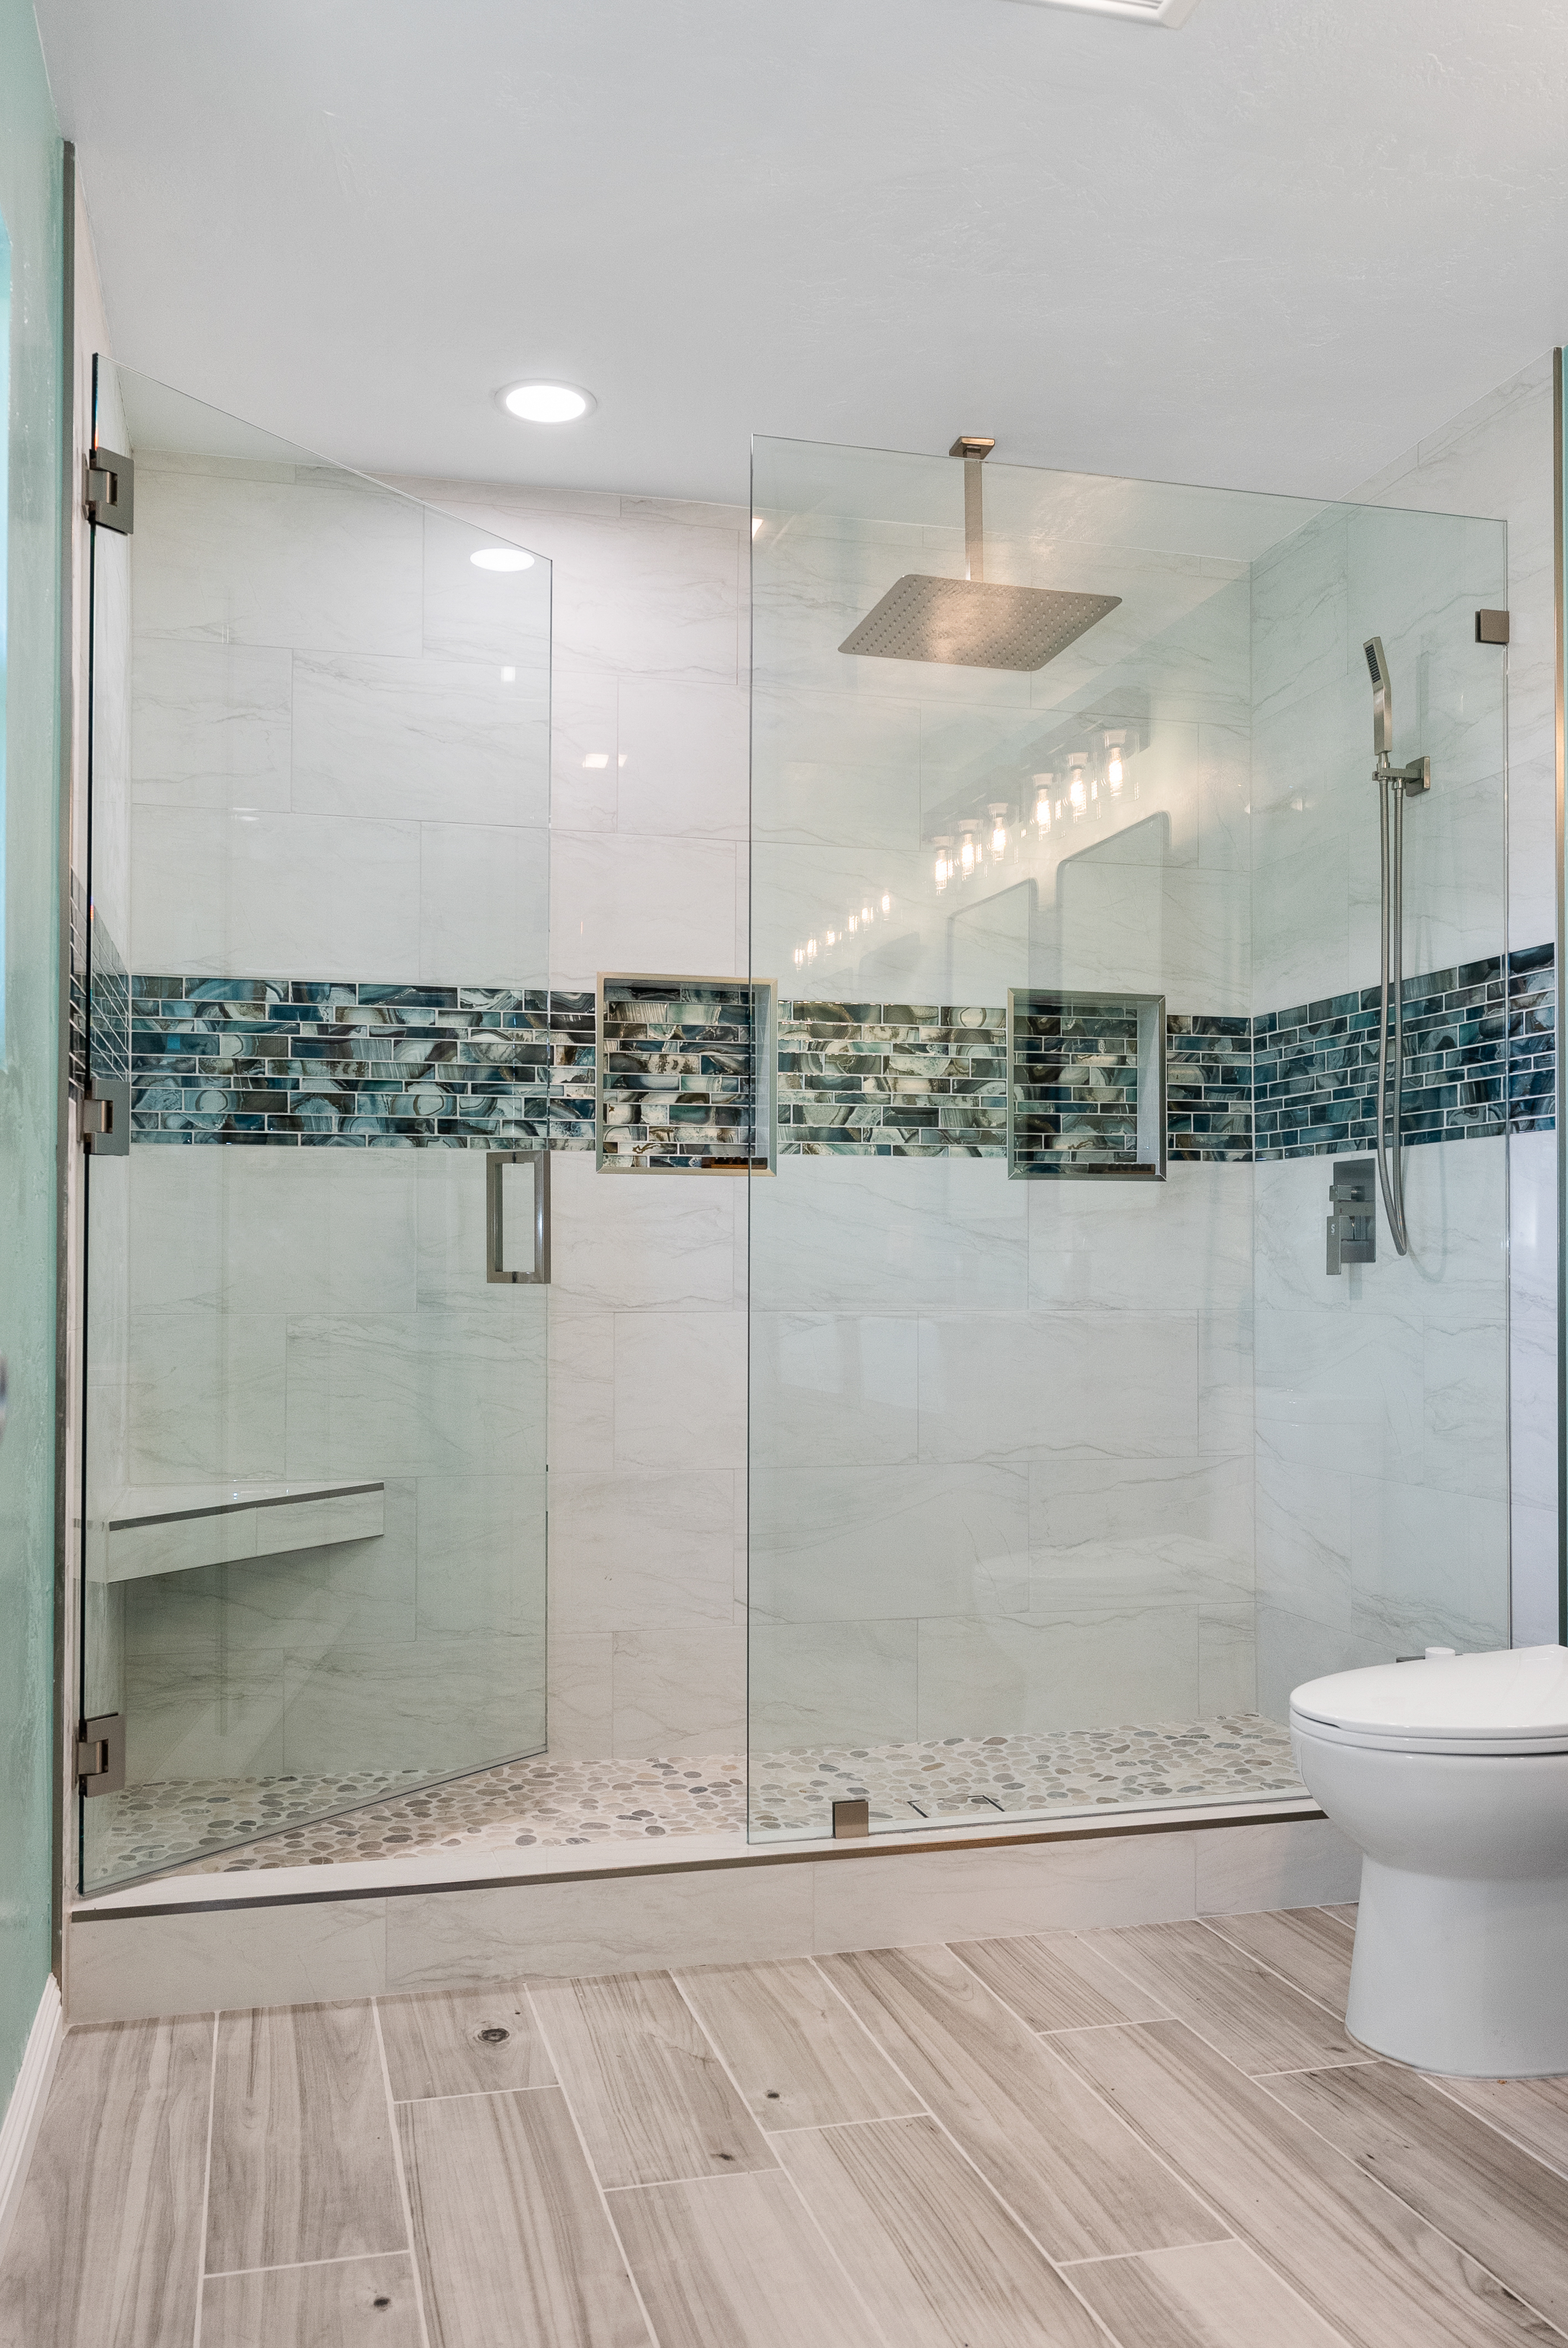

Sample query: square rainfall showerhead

[839,575,1121,672]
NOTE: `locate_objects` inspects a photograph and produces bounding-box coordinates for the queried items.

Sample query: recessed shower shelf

[597,972,777,1172]
[86,1479,385,1584]
[1007,986,1167,1179]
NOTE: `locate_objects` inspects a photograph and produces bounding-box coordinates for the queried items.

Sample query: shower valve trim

[1363,635,1431,1261]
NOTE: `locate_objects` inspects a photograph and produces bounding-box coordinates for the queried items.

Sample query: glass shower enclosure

[78,364,553,1892]
[746,434,1519,1841]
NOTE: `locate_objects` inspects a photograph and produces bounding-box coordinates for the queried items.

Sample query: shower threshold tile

[94,1717,1303,1885]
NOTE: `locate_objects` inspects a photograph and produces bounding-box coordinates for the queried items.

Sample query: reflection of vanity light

[794,947,804,966]
[881,892,891,913]
[583,752,610,769]
[807,938,817,959]
[1036,795,1051,830]
[932,840,951,891]
[989,803,1008,856]
[752,517,763,537]
[826,930,837,945]
[848,915,858,933]
[501,666,516,682]
[960,834,976,874]
[470,546,535,571]
[861,903,872,922]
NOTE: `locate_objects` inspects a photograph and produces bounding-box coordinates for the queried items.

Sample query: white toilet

[1290,1645,1568,2077]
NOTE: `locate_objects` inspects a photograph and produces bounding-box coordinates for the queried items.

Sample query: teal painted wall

[0,0,62,2113]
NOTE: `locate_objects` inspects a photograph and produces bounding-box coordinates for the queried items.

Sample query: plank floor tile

[1323,1906,1359,1928]
[1067,2239,1354,2348]
[1430,2074,1568,2182]
[205,2001,407,2275]
[952,1933,1175,2033]
[818,1944,1227,2262]
[610,2169,883,2348]
[1084,1920,1362,2074]
[529,1971,776,2190]
[0,2016,212,2348]
[379,1984,555,2102]
[1058,2018,1560,2348]
[674,1958,923,2130]
[1199,1908,1355,2017]
[401,2086,646,2348]
[201,2252,421,2347]
[779,2112,1106,2347]
[1266,2061,1568,2331]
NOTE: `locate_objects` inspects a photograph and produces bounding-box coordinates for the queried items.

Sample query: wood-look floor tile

[379,1985,554,2102]
[1266,2061,1568,2330]
[780,2113,1106,2347]
[1086,1921,1361,2074]
[674,1959,922,2130]
[817,1945,1226,2262]
[202,2252,421,2347]
[401,2086,646,2348]
[1428,2074,1568,2182]
[1068,2240,1354,2348]
[529,1971,775,2190]
[0,2016,212,2348]
[610,2169,883,2348]
[1058,2018,1559,2348]
[206,2001,406,2275]
[952,1933,1174,2033]
[1199,1908,1355,2019]
[1323,1906,1359,1929]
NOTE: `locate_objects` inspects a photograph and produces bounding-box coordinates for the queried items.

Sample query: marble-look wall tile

[291,652,549,827]
[1193,1816,1360,1914]
[750,1620,919,1752]
[417,821,550,990]
[917,1311,1199,1462]
[66,1898,389,2024]
[612,1311,747,1471]
[915,1606,1201,1739]
[548,1470,737,1634]
[610,1625,747,1756]
[750,1155,1028,1314]
[551,831,739,988]
[749,1312,919,1468]
[810,1829,1199,1953]
[130,637,293,810]
[749,1463,1030,1625]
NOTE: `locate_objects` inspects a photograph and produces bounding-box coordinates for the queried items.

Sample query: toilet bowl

[1290,1646,1568,2077]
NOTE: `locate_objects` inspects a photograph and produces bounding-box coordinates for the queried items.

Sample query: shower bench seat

[85,1479,385,1583]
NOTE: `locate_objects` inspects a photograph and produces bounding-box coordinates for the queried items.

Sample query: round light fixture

[500,380,596,424]
[470,547,535,572]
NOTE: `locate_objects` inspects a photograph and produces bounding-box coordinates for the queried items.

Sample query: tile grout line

[190,2010,219,2348]
[391,2082,563,2108]
[370,2000,433,2348]
[207,2248,418,2283]
[803,1950,1216,2348]
[520,1981,664,2348]
[664,1968,901,2346]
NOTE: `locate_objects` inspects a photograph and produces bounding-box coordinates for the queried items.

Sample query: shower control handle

[1327,1157,1376,1275]
[487,1149,551,1284]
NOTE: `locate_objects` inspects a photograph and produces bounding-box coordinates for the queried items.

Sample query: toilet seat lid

[1290,1646,1568,1750]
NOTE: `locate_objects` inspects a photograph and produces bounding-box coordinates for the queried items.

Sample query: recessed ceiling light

[470,547,535,571]
[1008,0,1198,20]
[500,380,596,424]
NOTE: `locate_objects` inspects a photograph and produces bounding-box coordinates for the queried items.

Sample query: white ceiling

[34,0,1568,507]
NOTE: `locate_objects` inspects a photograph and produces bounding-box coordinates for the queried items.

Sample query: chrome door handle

[487,1149,550,1284]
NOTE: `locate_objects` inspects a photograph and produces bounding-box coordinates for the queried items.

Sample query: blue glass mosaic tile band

[1253,943,1555,1161]
[121,945,1554,1157]
[130,980,596,1147]
[1010,997,1143,1174]
[600,980,769,1170]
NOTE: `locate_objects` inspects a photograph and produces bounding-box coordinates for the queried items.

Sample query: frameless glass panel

[747,434,1510,1842]
[80,363,552,1891]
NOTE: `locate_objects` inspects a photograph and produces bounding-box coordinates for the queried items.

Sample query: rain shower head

[839,437,1121,673]
[1364,635,1393,755]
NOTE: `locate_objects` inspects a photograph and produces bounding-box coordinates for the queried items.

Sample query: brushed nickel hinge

[81,1078,130,1155]
[85,446,135,534]
[1475,609,1509,645]
[77,1714,125,1796]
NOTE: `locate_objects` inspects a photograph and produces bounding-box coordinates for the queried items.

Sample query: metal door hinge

[77,1714,125,1796]
[85,446,134,534]
[1475,609,1509,645]
[81,1078,131,1155]
[1327,1156,1376,1274]
[832,1799,870,1839]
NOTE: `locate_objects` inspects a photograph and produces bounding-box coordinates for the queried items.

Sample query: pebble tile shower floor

[93,1716,1305,1882]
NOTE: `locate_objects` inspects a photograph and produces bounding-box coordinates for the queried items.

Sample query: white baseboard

[0,1975,63,2269]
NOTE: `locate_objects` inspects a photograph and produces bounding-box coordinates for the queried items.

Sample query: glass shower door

[79,364,553,1892]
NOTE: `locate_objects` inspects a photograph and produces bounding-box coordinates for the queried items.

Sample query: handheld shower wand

[1363,637,1431,1259]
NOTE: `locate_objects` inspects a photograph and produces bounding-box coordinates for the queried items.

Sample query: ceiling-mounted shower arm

[950,435,996,584]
